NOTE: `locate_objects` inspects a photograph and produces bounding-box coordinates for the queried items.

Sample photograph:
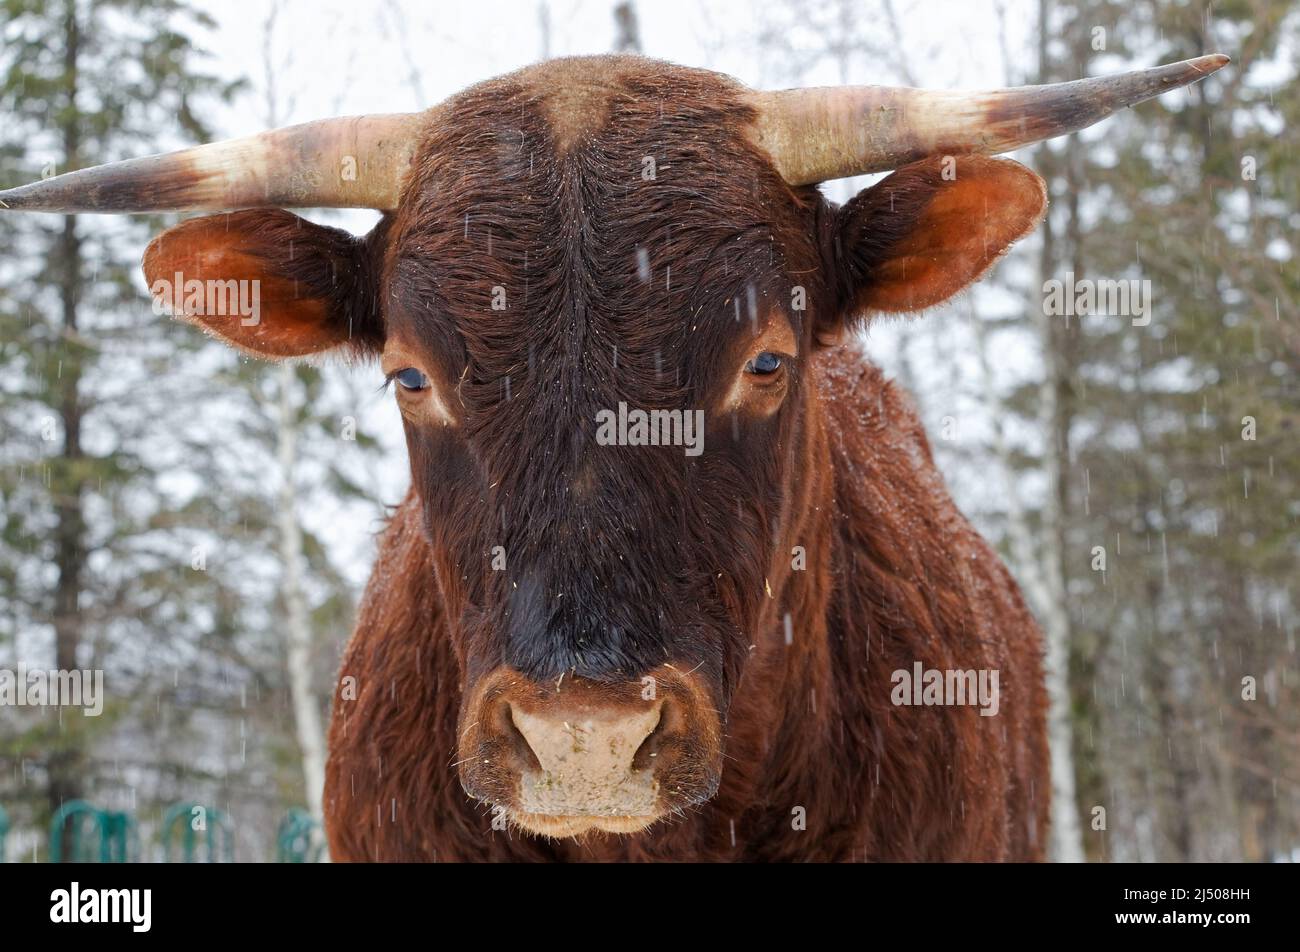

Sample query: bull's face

[3,53,1225,838]
[365,63,836,835]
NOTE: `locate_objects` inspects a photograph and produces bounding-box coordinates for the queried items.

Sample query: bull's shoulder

[812,344,1037,644]
[811,348,1048,861]
[812,346,938,504]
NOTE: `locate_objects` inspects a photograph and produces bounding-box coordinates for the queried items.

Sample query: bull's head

[1,53,1226,837]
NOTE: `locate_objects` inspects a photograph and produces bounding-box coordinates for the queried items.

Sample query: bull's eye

[745,352,782,376]
[393,367,429,391]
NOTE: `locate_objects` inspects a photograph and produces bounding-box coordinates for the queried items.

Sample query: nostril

[497,701,543,772]
[630,701,668,773]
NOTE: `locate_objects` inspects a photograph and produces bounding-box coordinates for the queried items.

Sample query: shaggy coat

[326,348,1048,861]
[139,55,1050,861]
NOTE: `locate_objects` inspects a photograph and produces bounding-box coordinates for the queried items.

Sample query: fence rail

[0,801,321,862]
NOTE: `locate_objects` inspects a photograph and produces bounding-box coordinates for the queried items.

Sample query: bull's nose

[510,701,663,817]
[457,666,723,836]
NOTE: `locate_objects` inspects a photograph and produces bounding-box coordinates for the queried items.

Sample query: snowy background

[0,0,1295,862]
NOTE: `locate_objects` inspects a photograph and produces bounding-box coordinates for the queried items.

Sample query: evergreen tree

[0,0,245,853]
[1009,0,1299,860]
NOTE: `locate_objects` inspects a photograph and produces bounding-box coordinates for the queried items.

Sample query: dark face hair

[140,57,1048,733]
[377,61,827,710]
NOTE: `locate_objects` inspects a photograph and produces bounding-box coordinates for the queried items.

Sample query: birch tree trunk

[1035,308,1086,863]
[258,0,328,861]
[276,362,328,857]
[1033,0,1085,863]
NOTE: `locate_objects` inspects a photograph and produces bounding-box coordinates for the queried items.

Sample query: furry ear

[821,155,1046,338]
[143,209,386,359]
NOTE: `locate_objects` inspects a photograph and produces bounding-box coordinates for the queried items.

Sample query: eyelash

[381,368,431,394]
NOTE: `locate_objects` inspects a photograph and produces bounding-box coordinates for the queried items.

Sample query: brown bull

[1,52,1227,861]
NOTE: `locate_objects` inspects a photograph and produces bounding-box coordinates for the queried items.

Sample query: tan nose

[510,702,662,816]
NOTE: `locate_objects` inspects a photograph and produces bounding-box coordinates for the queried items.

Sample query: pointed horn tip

[0,190,72,213]
[0,195,40,212]
[0,186,49,212]
[1191,53,1231,73]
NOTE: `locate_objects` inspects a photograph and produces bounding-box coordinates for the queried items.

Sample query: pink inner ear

[148,248,231,317]
[843,156,1047,316]
[141,209,370,361]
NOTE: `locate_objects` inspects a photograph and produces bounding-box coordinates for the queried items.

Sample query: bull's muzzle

[458,665,722,837]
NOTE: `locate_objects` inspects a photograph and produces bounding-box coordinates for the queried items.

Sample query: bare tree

[539,1,553,59]
[613,1,641,53]
[1028,0,1084,862]
[261,0,328,856]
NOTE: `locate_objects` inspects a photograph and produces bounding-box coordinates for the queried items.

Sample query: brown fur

[325,350,1048,860]
[141,55,1050,861]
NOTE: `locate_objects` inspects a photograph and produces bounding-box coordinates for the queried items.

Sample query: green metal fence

[277,808,324,863]
[160,802,235,862]
[49,800,140,863]
[0,801,317,861]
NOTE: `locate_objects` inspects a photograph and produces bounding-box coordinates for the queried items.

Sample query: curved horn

[750,54,1229,186]
[0,113,425,214]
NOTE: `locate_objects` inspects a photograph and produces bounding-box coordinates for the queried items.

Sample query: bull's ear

[822,155,1045,339]
[142,209,384,359]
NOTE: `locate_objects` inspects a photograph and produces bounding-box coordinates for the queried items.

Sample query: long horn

[750,54,1229,186]
[0,113,425,214]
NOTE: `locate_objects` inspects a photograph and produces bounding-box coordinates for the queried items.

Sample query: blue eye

[393,368,429,391]
[746,352,782,375]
